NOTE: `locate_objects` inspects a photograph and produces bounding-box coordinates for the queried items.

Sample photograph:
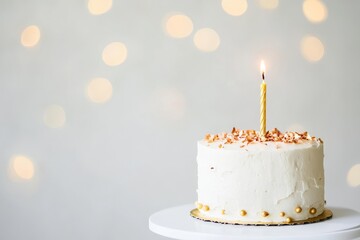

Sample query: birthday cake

[193,128,329,225]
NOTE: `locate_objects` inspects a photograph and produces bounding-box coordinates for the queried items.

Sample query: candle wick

[262,72,265,80]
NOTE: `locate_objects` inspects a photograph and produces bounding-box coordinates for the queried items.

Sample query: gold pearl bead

[262,211,269,217]
[295,207,302,213]
[196,202,203,210]
[221,209,225,215]
[240,210,247,216]
[309,208,317,215]
[279,212,285,217]
[286,217,292,223]
[203,205,210,211]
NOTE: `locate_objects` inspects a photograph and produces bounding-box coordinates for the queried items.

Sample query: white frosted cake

[194,128,326,224]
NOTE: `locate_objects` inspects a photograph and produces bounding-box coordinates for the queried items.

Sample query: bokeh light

[44,105,66,128]
[165,14,193,38]
[10,155,35,180]
[193,28,220,52]
[301,35,325,62]
[102,42,127,66]
[21,25,41,47]
[156,88,186,120]
[303,0,327,23]
[347,164,360,187]
[258,0,279,10]
[221,0,248,16]
[88,0,112,15]
[87,78,113,103]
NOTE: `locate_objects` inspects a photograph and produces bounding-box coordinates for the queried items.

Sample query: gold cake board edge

[190,208,333,226]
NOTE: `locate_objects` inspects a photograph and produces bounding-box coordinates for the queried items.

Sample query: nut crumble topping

[204,128,322,145]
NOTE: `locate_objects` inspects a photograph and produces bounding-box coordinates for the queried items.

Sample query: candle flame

[260,60,266,73]
[260,60,266,80]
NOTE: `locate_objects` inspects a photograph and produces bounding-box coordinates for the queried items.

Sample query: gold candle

[260,60,266,136]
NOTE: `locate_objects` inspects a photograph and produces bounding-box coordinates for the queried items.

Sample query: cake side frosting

[196,128,325,224]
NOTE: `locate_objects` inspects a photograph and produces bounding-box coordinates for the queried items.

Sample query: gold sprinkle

[203,205,210,211]
[196,202,203,210]
[221,209,225,215]
[286,217,292,223]
[240,210,247,216]
[295,207,302,213]
[309,208,317,215]
[218,144,223,148]
[279,212,285,217]
[262,211,269,217]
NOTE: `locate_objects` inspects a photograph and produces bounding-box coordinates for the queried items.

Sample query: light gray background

[0,0,359,239]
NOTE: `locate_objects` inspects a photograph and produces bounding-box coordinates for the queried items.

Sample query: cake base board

[150,205,360,240]
[190,208,332,226]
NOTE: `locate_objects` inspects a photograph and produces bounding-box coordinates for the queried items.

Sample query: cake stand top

[149,204,360,240]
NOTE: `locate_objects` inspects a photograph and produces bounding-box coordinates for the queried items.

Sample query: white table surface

[149,204,360,240]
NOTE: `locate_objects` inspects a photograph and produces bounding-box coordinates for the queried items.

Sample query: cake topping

[204,128,322,145]
[309,208,317,215]
[195,202,203,210]
[261,211,269,217]
[240,210,247,216]
[295,207,302,213]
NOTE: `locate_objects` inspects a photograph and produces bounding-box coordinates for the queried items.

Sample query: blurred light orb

[44,105,66,128]
[21,25,41,47]
[222,0,248,16]
[102,42,127,66]
[258,0,279,10]
[156,88,186,120]
[88,0,112,15]
[347,164,360,187]
[10,155,35,180]
[87,78,113,103]
[303,0,327,23]
[301,36,325,62]
[193,28,220,52]
[165,14,193,38]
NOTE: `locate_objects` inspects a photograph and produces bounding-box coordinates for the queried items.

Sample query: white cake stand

[149,204,360,240]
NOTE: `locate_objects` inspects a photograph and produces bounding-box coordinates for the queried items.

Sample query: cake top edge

[203,128,323,145]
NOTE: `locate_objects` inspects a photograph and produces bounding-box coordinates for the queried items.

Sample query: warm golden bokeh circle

[10,155,35,180]
[221,0,248,16]
[348,164,360,187]
[87,78,113,103]
[102,42,128,66]
[301,36,325,62]
[303,0,327,23]
[21,25,41,47]
[165,14,193,38]
[193,28,220,52]
[88,0,112,15]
